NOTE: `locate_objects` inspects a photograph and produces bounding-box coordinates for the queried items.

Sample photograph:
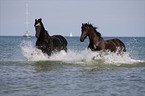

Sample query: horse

[80,23,126,53]
[34,18,67,56]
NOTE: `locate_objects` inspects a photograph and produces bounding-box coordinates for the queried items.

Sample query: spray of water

[20,41,144,65]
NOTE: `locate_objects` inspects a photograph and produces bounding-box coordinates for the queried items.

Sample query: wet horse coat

[34,18,67,55]
[80,23,126,52]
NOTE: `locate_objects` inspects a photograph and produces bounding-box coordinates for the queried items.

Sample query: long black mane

[82,23,101,37]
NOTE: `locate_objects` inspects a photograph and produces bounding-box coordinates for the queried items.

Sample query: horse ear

[38,18,42,22]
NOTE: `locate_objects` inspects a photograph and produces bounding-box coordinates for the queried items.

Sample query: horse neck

[39,29,50,40]
[88,29,102,43]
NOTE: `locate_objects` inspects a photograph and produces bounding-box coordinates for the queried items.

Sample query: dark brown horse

[34,18,67,56]
[80,23,126,52]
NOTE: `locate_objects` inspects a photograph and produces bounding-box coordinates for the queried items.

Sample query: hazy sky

[0,0,145,37]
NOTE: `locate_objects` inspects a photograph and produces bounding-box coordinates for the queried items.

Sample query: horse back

[51,35,67,51]
[105,38,126,52]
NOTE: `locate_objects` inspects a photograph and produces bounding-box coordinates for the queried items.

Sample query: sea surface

[0,36,145,96]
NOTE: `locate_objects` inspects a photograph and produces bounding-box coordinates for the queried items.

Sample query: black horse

[34,18,67,56]
[80,23,126,52]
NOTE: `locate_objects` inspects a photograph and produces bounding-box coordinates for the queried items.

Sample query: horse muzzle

[80,37,84,42]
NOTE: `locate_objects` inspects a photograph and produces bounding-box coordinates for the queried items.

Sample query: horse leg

[64,47,67,52]
[88,43,93,51]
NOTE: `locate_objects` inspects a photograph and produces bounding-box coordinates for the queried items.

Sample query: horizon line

[0,35,145,38]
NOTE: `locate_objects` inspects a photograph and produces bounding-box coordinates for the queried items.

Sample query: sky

[0,0,145,37]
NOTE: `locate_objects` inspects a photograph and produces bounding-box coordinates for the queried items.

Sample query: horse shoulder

[98,38,105,48]
[93,38,105,51]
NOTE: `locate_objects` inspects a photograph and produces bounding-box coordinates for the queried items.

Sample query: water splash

[49,50,143,65]
[20,41,48,61]
[20,41,144,65]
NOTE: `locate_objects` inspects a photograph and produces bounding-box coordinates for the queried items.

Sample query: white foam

[49,50,144,65]
[20,41,144,65]
[20,41,48,61]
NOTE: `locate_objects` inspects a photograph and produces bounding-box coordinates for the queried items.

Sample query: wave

[20,41,144,65]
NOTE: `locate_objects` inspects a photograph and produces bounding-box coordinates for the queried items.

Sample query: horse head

[34,18,44,38]
[80,23,90,42]
[80,23,100,42]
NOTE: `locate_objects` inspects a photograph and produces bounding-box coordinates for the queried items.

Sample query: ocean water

[0,36,145,96]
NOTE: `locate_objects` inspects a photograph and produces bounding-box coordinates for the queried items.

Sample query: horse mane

[83,23,102,37]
